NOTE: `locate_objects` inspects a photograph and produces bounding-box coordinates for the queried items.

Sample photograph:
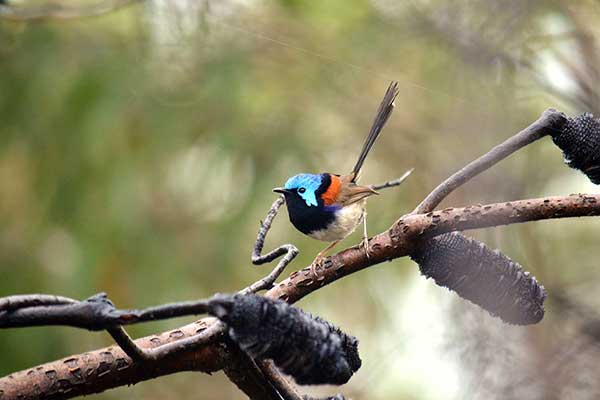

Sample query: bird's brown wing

[336,174,378,206]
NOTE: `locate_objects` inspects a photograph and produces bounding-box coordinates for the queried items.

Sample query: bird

[273,81,405,273]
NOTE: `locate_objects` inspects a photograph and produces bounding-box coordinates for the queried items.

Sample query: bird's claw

[361,237,371,259]
[311,255,325,276]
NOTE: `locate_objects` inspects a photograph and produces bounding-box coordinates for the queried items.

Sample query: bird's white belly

[308,202,365,242]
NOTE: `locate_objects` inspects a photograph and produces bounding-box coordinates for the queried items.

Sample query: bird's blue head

[276,173,324,207]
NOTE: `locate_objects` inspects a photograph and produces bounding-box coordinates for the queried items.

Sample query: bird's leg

[361,210,370,258]
[311,240,340,275]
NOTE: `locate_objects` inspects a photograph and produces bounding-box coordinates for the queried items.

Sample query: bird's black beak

[273,187,290,194]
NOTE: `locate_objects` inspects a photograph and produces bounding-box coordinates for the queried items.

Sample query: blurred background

[2,0,600,399]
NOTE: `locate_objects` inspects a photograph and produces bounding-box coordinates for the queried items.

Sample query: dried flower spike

[410,232,546,325]
[551,112,600,184]
[208,294,361,386]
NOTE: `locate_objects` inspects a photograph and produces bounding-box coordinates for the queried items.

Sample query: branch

[222,343,283,400]
[131,236,305,362]
[370,168,414,191]
[0,109,592,399]
[0,204,306,390]
[266,193,600,303]
[0,293,209,330]
[0,319,226,399]
[242,195,299,294]
[258,361,304,400]
[413,108,567,213]
[0,295,76,311]
[3,192,600,398]
[0,292,224,363]
[106,327,148,362]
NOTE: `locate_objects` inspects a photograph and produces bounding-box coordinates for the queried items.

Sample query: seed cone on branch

[551,112,600,184]
[410,232,546,325]
[208,294,361,386]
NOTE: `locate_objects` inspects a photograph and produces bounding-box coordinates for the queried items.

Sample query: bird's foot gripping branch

[4,106,600,400]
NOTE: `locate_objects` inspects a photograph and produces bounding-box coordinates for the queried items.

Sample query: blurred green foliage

[2,1,600,399]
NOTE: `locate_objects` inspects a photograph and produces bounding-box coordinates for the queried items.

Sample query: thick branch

[414,108,567,213]
[0,319,224,399]
[266,193,600,303]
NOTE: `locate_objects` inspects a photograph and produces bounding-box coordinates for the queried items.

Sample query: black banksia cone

[208,294,361,386]
[551,112,600,184]
[410,232,546,325]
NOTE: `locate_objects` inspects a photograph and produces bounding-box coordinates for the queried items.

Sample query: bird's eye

[298,187,306,194]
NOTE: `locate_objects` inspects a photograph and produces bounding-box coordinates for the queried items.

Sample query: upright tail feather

[350,81,399,182]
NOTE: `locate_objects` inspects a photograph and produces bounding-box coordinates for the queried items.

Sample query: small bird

[273,82,404,272]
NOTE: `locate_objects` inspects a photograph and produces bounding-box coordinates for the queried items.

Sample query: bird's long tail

[350,81,399,183]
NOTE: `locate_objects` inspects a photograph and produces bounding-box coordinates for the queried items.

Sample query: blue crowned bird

[274,82,409,274]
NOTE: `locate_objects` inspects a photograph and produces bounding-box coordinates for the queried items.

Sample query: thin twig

[223,342,283,400]
[0,294,77,312]
[243,243,298,294]
[413,108,567,214]
[126,298,209,321]
[107,327,148,362]
[258,361,304,400]
[0,293,210,330]
[370,168,414,191]
[139,320,225,361]
[0,293,116,330]
[251,195,289,264]
[242,195,299,294]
